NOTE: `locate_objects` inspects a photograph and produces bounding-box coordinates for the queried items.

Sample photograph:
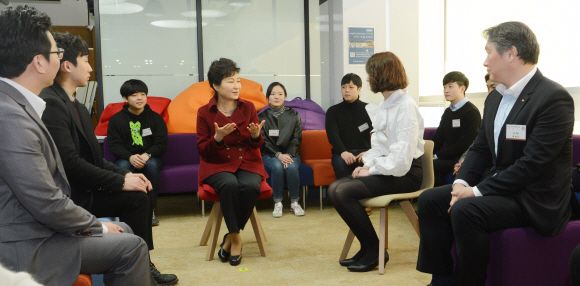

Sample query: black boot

[150,262,179,285]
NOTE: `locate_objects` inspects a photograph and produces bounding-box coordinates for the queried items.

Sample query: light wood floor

[150,193,431,286]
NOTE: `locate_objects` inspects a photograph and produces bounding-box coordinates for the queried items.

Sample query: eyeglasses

[48,48,65,60]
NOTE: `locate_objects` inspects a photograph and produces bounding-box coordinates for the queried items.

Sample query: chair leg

[378,207,388,275]
[302,186,307,210]
[253,207,267,242]
[320,186,323,210]
[202,199,205,217]
[400,200,420,236]
[339,229,355,261]
[249,207,268,257]
[199,202,219,246]
[206,202,223,261]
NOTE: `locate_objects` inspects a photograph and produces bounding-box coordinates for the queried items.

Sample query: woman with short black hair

[196,58,267,266]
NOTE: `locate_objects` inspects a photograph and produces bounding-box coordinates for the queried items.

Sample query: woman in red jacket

[196,58,266,266]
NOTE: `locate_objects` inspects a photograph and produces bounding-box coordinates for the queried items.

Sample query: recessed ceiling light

[229,2,251,7]
[100,2,143,15]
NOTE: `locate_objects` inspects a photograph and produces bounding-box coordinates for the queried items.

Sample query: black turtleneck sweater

[107,104,168,160]
[325,97,373,155]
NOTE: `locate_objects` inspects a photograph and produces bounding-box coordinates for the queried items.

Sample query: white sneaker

[291,202,305,216]
[272,202,283,218]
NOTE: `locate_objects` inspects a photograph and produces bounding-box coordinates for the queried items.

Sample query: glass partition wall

[98,0,199,107]
[97,0,321,109]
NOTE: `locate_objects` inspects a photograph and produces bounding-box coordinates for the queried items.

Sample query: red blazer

[196,97,268,183]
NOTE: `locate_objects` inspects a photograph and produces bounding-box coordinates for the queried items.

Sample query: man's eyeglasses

[49,48,65,60]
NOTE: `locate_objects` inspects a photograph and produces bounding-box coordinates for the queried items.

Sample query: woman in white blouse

[329,51,425,273]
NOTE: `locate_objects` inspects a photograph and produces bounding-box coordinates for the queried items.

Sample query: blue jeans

[262,154,301,203]
[331,149,366,179]
[115,157,163,208]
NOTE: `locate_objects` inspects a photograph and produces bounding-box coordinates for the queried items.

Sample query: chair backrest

[420,140,435,190]
[300,130,333,160]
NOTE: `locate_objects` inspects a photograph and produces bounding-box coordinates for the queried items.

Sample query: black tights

[328,177,379,264]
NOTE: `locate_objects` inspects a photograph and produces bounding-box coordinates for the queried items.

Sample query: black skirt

[357,156,423,197]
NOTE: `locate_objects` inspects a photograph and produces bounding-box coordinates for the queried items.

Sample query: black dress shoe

[347,258,379,272]
[150,262,179,285]
[346,250,389,272]
[218,233,230,263]
[339,258,360,267]
[229,246,243,266]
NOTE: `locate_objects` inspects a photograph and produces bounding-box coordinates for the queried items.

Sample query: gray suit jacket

[0,81,102,286]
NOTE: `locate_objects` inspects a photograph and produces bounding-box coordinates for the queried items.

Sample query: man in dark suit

[39,32,178,285]
[0,6,154,285]
[416,21,578,286]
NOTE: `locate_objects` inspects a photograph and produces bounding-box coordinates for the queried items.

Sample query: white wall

[341,0,388,106]
[320,0,388,109]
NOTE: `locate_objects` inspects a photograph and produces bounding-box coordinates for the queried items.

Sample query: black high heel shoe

[229,245,243,266]
[347,250,389,272]
[339,257,360,267]
[218,233,230,263]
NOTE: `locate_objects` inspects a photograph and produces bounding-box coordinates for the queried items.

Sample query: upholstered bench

[452,220,580,286]
[103,133,200,195]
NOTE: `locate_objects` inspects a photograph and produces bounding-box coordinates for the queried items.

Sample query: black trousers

[205,170,261,233]
[90,190,154,250]
[433,158,458,187]
[416,185,530,286]
[328,162,422,255]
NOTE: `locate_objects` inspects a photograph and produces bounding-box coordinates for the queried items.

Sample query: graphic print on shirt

[130,121,143,146]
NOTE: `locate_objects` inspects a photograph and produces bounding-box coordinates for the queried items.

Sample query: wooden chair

[339,140,435,275]
[198,180,272,261]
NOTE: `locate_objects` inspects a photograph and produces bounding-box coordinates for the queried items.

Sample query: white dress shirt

[0,77,46,117]
[454,67,538,196]
[363,89,425,176]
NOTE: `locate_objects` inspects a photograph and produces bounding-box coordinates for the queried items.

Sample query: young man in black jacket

[431,71,481,186]
[107,79,168,225]
[39,33,177,285]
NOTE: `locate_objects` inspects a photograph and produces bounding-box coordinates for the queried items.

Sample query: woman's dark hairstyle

[120,79,148,99]
[53,32,90,67]
[0,5,52,79]
[443,71,469,94]
[265,82,287,100]
[483,21,539,65]
[207,58,240,97]
[365,52,408,93]
[341,73,362,88]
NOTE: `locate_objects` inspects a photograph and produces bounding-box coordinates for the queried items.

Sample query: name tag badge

[358,123,370,132]
[506,124,526,141]
[452,119,460,128]
[142,128,152,137]
[269,129,280,137]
